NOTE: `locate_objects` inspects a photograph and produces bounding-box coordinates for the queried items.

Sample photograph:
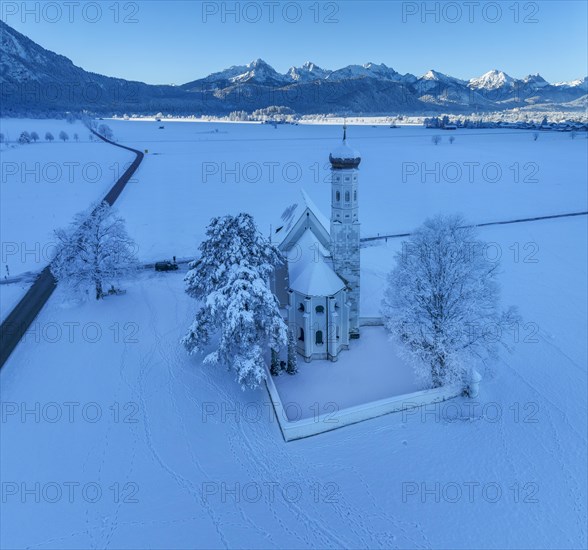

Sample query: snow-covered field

[1,218,586,549]
[0,119,135,279]
[100,120,587,264]
[1,119,586,549]
[0,280,32,322]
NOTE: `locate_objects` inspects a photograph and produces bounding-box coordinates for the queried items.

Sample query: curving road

[0,130,144,369]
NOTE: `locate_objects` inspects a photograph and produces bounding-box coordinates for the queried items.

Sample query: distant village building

[271,127,361,362]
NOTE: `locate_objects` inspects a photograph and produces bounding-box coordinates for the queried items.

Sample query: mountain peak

[287,62,330,82]
[248,58,271,68]
[421,69,455,82]
[469,69,515,90]
[1,19,585,116]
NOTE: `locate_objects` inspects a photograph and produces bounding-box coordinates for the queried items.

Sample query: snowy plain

[0,119,586,549]
[98,120,586,264]
[0,119,135,277]
[0,119,135,319]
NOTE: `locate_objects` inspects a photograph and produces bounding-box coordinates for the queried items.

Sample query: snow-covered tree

[51,201,138,300]
[432,135,441,145]
[382,214,517,389]
[59,130,69,142]
[182,213,288,390]
[18,131,31,144]
[73,133,79,142]
[30,131,39,142]
[45,131,54,142]
[97,124,113,140]
[286,329,298,375]
[270,348,281,376]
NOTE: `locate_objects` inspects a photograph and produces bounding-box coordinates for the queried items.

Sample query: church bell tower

[329,124,361,338]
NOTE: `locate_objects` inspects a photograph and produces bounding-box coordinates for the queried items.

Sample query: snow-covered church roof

[273,189,330,249]
[288,228,346,296]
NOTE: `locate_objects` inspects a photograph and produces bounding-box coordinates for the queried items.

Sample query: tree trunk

[95,280,103,300]
[431,356,445,388]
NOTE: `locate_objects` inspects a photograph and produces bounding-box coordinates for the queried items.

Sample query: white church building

[271,127,361,362]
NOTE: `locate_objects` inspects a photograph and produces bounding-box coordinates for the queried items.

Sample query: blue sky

[3,1,587,84]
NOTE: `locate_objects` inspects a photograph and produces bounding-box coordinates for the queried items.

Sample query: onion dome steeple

[329,123,361,169]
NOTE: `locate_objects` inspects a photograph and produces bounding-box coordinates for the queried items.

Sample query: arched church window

[315,330,324,345]
[315,305,325,314]
[345,191,350,202]
[354,190,357,201]
[299,328,305,341]
[336,191,340,202]
[298,303,305,312]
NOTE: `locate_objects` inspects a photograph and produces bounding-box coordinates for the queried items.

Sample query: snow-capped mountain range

[1,20,586,116]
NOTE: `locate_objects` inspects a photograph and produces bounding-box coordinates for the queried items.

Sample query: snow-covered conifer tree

[286,329,298,375]
[51,202,138,300]
[382,214,517,388]
[270,348,280,376]
[182,213,287,389]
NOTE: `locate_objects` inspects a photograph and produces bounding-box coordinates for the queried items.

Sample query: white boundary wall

[264,366,463,442]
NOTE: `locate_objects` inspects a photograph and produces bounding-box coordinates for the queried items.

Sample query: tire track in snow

[138,286,230,548]
[499,355,586,547]
[198,366,348,548]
